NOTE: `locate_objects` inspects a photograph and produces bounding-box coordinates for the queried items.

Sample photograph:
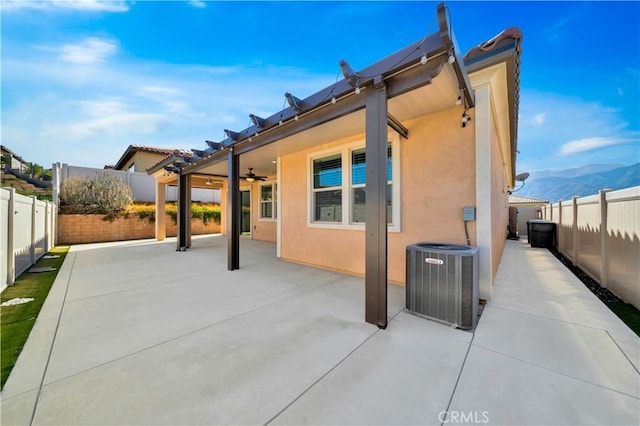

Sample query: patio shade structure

[147,2,522,328]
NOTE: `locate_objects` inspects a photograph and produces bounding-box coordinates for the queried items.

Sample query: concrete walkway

[1,236,638,425]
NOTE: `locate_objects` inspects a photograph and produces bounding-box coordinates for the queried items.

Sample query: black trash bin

[527,220,557,248]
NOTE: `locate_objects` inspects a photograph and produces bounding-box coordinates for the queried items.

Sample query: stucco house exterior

[1,145,30,173]
[509,194,548,237]
[148,3,522,328]
[111,145,192,172]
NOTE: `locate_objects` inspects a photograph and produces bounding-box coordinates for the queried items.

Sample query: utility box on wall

[406,242,479,329]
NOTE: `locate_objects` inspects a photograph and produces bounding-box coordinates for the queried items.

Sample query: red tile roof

[113,144,192,170]
[463,27,523,62]
[509,194,548,205]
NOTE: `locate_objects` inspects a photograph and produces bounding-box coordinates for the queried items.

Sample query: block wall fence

[57,214,220,245]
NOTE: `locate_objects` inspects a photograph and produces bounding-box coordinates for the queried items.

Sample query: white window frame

[306,132,401,232]
[259,181,277,221]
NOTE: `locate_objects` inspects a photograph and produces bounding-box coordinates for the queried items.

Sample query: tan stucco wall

[490,119,508,278]
[125,152,168,173]
[218,181,277,243]
[280,107,476,284]
[250,180,277,243]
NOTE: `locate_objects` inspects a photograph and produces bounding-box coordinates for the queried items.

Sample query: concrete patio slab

[609,330,640,372]
[491,242,634,335]
[1,236,638,426]
[474,306,639,397]
[32,278,402,425]
[0,389,39,426]
[448,345,640,426]
[271,311,471,425]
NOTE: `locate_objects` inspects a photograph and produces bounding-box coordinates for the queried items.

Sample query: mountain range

[515,163,640,202]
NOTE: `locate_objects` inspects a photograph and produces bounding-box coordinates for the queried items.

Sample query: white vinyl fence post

[45,200,50,252]
[572,196,579,266]
[599,190,610,288]
[557,201,563,253]
[7,188,16,286]
[31,196,37,264]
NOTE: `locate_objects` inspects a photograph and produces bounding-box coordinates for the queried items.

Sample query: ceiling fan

[241,167,267,182]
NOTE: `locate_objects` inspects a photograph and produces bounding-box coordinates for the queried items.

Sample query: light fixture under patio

[461,110,471,127]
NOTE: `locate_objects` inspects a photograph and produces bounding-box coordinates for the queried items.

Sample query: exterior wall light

[461,110,471,127]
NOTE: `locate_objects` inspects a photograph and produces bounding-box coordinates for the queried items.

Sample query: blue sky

[2,1,639,173]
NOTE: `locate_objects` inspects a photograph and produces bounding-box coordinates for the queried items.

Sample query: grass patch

[606,301,640,336]
[1,246,69,389]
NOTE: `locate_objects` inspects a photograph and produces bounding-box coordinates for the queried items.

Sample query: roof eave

[465,41,520,184]
[113,145,136,171]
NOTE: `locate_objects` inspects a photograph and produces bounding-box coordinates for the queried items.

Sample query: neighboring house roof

[147,149,198,173]
[113,145,192,171]
[464,27,523,185]
[1,145,24,161]
[509,194,548,206]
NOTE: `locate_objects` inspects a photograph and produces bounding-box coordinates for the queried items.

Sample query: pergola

[149,3,477,328]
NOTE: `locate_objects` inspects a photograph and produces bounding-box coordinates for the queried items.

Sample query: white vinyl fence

[1,188,56,291]
[543,186,640,310]
[52,163,220,203]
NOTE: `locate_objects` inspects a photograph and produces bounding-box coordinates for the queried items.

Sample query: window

[312,154,342,222]
[350,145,392,224]
[308,133,400,231]
[259,182,277,220]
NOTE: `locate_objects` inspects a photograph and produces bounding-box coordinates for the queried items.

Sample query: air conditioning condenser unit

[406,242,479,329]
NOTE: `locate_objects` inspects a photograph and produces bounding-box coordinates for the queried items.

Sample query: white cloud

[188,1,207,9]
[43,112,169,140]
[530,113,546,126]
[0,0,130,12]
[58,37,118,64]
[75,98,128,116]
[138,86,184,98]
[2,47,334,167]
[543,17,572,45]
[559,137,637,155]
[516,89,639,171]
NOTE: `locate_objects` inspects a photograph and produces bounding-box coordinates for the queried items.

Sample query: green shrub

[191,204,221,225]
[129,202,221,225]
[59,173,133,218]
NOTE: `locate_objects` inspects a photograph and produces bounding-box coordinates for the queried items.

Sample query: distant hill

[0,171,52,201]
[517,163,640,202]
[530,164,623,179]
